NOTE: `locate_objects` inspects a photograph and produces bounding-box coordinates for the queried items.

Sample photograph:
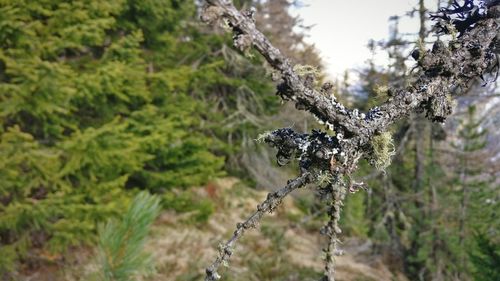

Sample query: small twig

[320,183,346,281]
[205,172,311,281]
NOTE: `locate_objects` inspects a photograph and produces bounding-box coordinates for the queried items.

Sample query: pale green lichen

[315,170,333,186]
[221,18,232,32]
[293,64,320,78]
[416,38,426,60]
[255,131,272,143]
[444,22,458,40]
[374,85,389,96]
[371,131,396,171]
[446,93,458,109]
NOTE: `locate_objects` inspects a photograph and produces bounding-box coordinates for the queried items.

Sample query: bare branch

[205,172,311,281]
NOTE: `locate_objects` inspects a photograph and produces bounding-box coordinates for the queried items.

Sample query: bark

[419,0,427,40]
[428,127,445,281]
[320,183,346,281]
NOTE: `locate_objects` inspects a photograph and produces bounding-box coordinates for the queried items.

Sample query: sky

[293,0,440,79]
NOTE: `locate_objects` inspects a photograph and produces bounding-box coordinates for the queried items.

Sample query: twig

[205,172,311,281]
[320,183,347,281]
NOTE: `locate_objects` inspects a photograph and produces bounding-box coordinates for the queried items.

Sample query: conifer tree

[449,105,498,279]
[0,0,278,273]
[470,233,500,281]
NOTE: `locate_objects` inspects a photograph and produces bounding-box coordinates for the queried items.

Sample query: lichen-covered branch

[355,17,498,146]
[202,0,365,137]
[205,172,311,281]
[319,183,347,281]
[262,128,344,172]
[202,0,498,146]
[201,0,499,280]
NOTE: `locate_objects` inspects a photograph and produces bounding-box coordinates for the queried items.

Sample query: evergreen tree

[0,0,280,273]
[470,233,500,281]
[448,105,498,279]
[350,2,498,280]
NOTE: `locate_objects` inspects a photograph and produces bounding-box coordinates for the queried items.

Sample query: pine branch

[97,192,161,281]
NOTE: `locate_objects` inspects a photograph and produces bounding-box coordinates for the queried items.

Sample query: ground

[20,178,410,281]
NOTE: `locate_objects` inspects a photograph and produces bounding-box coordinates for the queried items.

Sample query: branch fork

[201,1,499,280]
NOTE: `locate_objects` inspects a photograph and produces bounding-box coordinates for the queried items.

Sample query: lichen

[370,131,396,171]
[255,131,272,143]
[200,5,224,25]
[416,38,426,58]
[293,64,320,77]
[374,85,389,96]
[315,170,333,186]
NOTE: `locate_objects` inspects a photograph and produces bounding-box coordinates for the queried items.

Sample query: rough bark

[320,183,346,281]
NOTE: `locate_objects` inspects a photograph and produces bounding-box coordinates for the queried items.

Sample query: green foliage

[469,233,500,281]
[162,190,215,224]
[341,192,369,237]
[97,191,161,281]
[0,0,280,273]
[361,104,497,280]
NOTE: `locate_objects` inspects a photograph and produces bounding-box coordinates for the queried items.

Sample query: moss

[370,131,396,171]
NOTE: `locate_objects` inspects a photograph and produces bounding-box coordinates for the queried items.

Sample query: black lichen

[431,0,499,36]
[263,128,342,172]
[365,107,384,121]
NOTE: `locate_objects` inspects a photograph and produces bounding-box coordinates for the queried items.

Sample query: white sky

[293,0,440,79]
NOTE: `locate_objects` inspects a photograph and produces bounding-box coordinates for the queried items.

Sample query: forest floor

[20,178,410,281]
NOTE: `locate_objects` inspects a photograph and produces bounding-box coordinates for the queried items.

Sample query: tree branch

[319,183,347,281]
[202,0,365,137]
[205,172,311,281]
[202,0,498,146]
[201,1,499,280]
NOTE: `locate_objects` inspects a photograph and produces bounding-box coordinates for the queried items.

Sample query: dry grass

[141,178,408,281]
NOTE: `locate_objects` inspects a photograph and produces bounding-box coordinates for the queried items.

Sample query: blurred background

[0,0,498,280]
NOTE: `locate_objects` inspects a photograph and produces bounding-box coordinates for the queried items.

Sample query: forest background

[0,0,498,280]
